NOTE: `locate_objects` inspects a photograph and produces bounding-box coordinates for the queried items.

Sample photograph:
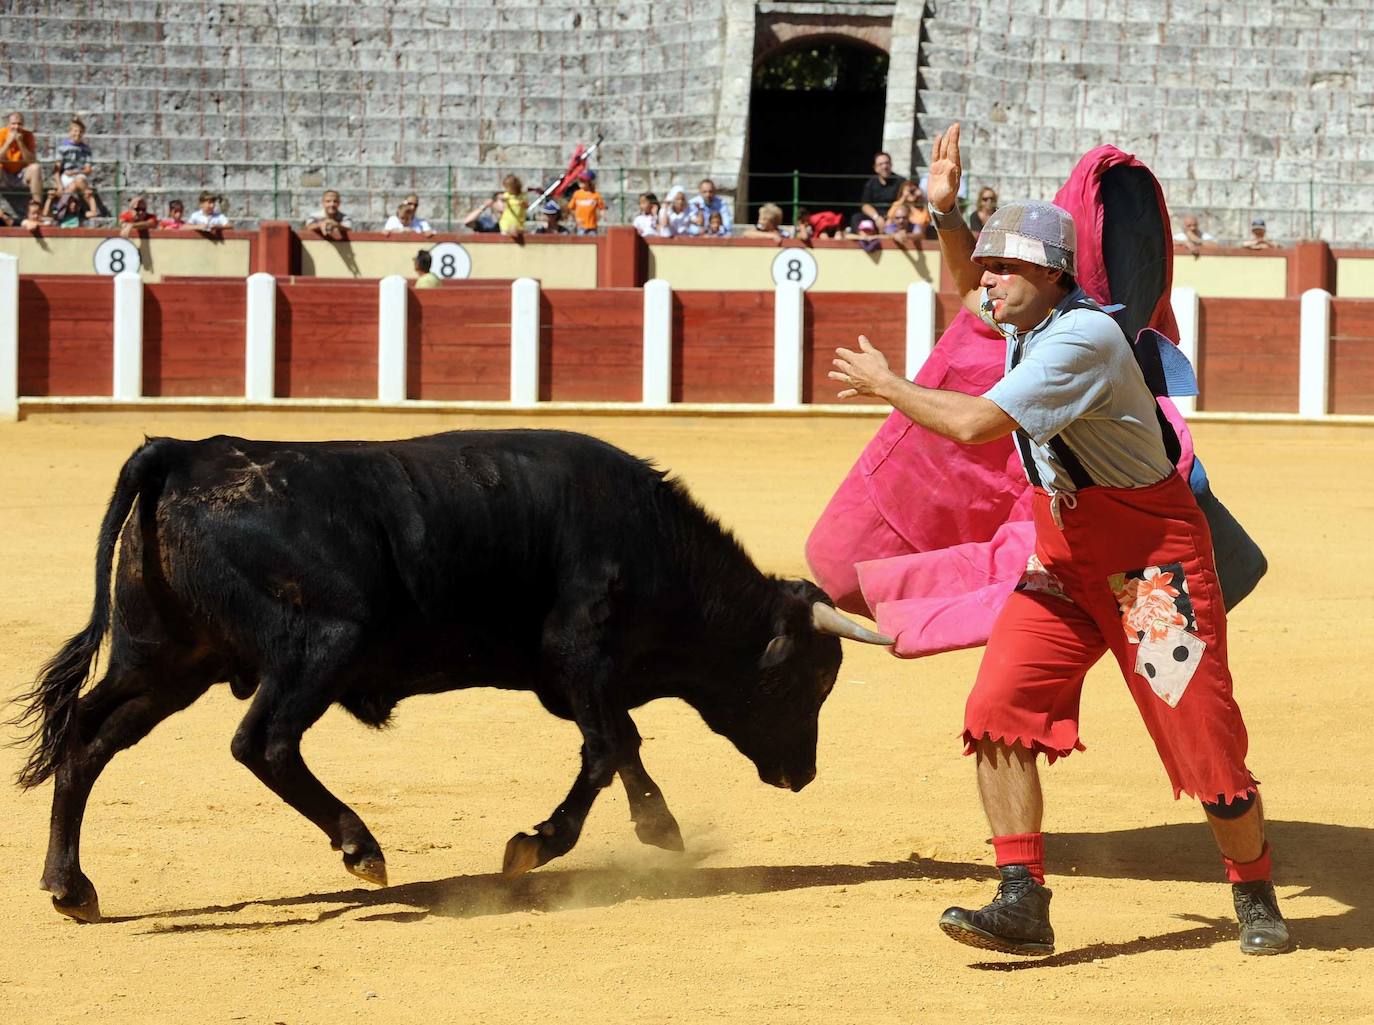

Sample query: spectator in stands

[806,209,845,239]
[688,178,732,236]
[569,170,606,236]
[383,201,432,236]
[533,200,569,234]
[1,112,44,204]
[463,192,504,233]
[0,204,13,227]
[793,209,815,244]
[1243,217,1281,250]
[44,188,86,228]
[743,202,788,241]
[632,192,659,237]
[188,190,231,234]
[304,189,351,238]
[160,198,187,229]
[856,151,901,232]
[1173,214,1215,256]
[845,216,883,254]
[402,193,435,235]
[413,249,441,289]
[118,194,157,238]
[498,174,527,237]
[19,197,52,230]
[968,187,998,235]
[54,117,99,219]
[705,210,730,238]
[658,186,693,237]
[886,179,932,240]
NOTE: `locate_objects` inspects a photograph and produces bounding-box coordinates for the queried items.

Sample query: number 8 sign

[427,242,472,280]
[770,248,817,290]
[93,237,141,276]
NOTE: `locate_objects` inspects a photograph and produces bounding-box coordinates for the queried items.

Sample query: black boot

[938,865,1055,956]
[1233,880,1292,955]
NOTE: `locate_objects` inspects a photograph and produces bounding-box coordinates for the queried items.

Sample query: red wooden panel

[935,293,964,336]
[143,282,245,396]
[16,277,113,396]
[541,289,641,402]
[1197,298,1300,413]
[274,281,377,398]
[674,292,774,403]
[804,292,907,403]
[408,288,512,400]
[1330,298,1374,415]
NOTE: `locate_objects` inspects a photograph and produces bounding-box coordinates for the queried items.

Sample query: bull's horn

[811,602,894,646]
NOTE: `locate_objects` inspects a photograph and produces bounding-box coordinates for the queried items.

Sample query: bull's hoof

[47,878,101,924]
[344,853,389,887]
[634,812,686,852]
[502,832,552,878]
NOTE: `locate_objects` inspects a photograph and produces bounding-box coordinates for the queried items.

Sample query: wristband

[929,203,964,231]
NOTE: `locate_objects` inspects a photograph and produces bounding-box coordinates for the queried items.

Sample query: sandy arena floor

[1,410,1370,1025]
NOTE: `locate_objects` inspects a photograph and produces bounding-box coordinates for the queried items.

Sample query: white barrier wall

[510,277,541,404]
[642,278,672,405]
[773,281,804,407]
[112,272,144,400]
[245,272,277,400]
[378,275,408,402]
[1299,289,1332,418]
[0,254,17,420]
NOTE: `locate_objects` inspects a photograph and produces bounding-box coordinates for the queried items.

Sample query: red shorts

[963,472,1257,803]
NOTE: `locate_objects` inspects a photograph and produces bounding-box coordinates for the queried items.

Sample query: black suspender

[1009,331,1096,491]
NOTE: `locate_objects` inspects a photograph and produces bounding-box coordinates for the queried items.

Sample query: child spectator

[658,187,692,237]
[569,170,606,236]
[44,189,86,228]
[1,111,44,204]
[160,198,187,228]
[498,175,527,237]
[54,117,98,218]
[688,178,732,236]
[463,192,504,233]
[806,209,845,238]
[118,194,157,238]
[303,189,351,238]
[705,210,729,237]
[413,249,441,289]
[632,192,659,237]
[188,190,231,233]
[846,217,882,253]
[793,209,815,243]
[383,201,431,235]
[20,197,51,231]
[743,203,787,240]
[532,200,569,234]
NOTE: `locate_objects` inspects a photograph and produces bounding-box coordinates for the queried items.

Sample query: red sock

[1223,842,1273,884]
[991,832,1045,884]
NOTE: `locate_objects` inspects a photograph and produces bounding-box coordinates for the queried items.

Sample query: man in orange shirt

[569,170,606,236]
[1,111,44,203]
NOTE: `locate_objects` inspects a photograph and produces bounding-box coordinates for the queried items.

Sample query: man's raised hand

[927,122,963,215]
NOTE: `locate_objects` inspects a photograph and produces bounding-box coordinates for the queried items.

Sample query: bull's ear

[759,634,793,669]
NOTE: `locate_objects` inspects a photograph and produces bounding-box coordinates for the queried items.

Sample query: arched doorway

[745,40,889,227]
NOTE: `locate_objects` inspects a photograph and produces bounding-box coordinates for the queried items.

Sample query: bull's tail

[12,439,173,790]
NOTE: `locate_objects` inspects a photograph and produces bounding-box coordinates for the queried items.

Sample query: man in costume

[828,124,1290,957]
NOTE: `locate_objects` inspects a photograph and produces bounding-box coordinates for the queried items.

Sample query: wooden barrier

[1197,297,1302,413]
[143,280,246,396]
[17,277,114,396]
[1330,299,1374,415]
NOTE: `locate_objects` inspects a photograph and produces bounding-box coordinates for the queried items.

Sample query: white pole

[904,281,936,380]
[0,253,17,420]
[1170,286,1199,416]
[378,275,408,403]
[510,277,541,404]
[642,278,672,405]
[112,271,144,400]
[773,280,804,407]
[245,272,276,400]
[1299,288,1332,418]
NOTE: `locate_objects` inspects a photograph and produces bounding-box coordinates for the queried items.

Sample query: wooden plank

[541,289,641,402]
[275,282,377,398]
[674,291,774,403]
[1330,298,1374,415]
[1197,298,1300,413]
[143,282,245,396]
[804,292,906,403]
[16,278,113,396]
[409,288,512,400]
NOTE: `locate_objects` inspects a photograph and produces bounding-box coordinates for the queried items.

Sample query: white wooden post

[904,281,936,380]
[112,271,143,400]
[1170,286,1199,415]
[510,277,540,404]
[378,274,408,403]
[773,280,804,407]
[0,253,17,420]
[245,272,277,400]
[642,278,673,405]
[1299,288,1332,418]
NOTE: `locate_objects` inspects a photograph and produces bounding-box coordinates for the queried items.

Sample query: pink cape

[806,146,1195,657]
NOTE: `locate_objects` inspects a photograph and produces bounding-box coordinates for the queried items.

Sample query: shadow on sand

[115,820,1368,964]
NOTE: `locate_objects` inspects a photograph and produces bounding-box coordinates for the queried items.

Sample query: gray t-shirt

[982,289,1173,494]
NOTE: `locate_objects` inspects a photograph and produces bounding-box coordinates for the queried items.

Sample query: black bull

[14,429,890,921]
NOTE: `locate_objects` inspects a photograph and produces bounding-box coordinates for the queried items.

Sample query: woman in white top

[658,187,693,237]
[383,202,435,236]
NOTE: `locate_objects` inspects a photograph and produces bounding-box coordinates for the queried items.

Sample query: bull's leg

[42,668,211,922]
[617,716,684,852]
[229,674,387,886]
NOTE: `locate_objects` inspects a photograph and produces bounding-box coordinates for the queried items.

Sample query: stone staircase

[917,0,1374,245]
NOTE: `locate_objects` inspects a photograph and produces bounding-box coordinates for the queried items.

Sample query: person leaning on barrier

[188,190,231,234]
[118,194,157,238]
[304,189,352,238]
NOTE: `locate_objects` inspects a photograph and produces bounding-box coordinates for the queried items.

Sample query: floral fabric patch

[1108,562,1197,644]
[1016,553,1072,603]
